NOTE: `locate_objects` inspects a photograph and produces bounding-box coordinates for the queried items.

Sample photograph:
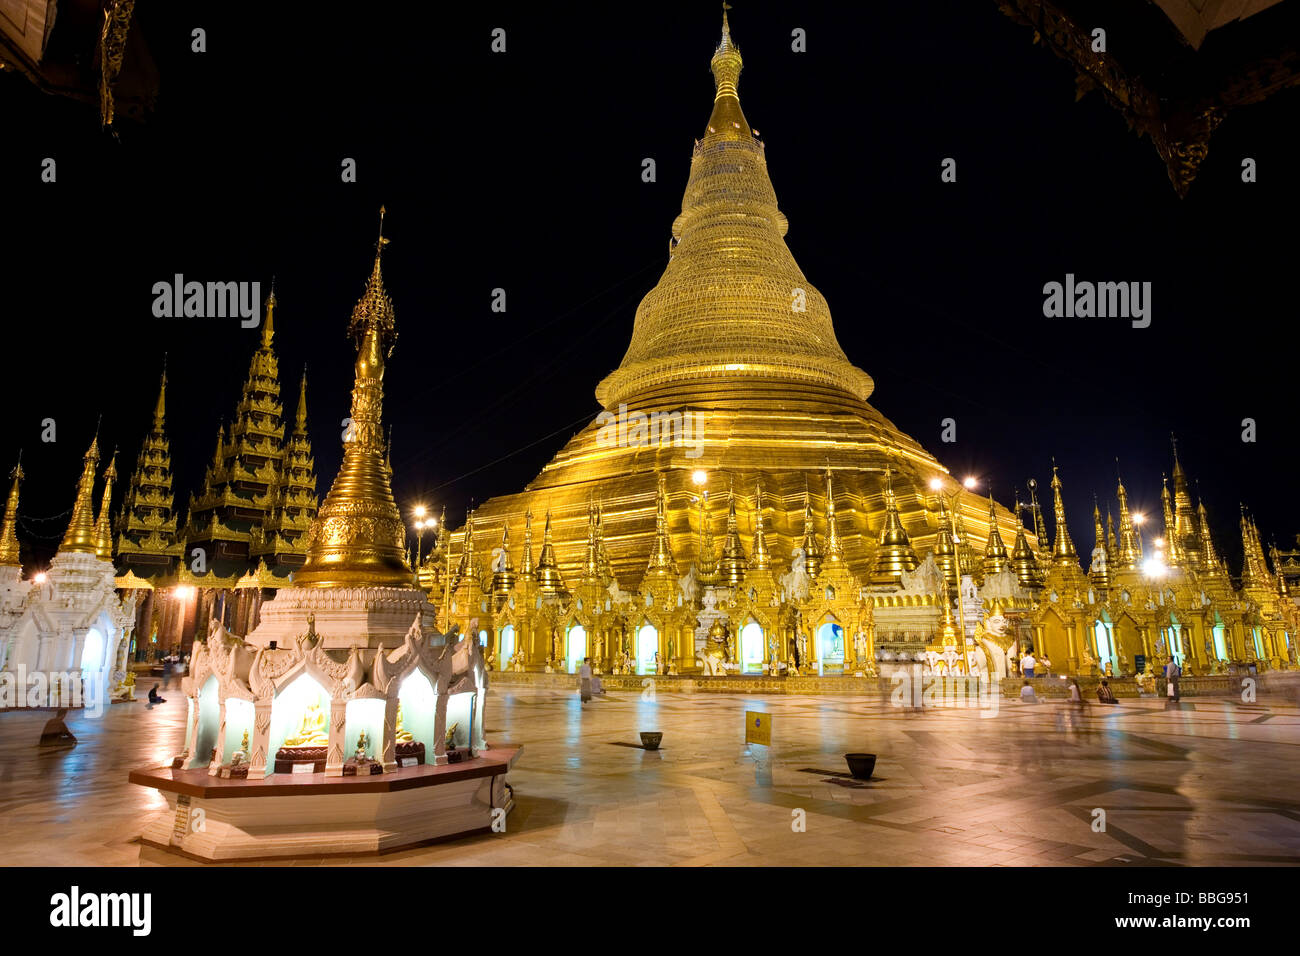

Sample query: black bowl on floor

[845,753,876,780]
[640,732,663,750]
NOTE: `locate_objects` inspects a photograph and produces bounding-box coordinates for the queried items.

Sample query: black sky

[3,0,1298,572]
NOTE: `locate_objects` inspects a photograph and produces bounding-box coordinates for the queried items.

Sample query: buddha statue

[232,730,249,766]
[355,731,369,761]
[395,703,414,743]
[445,721,459,747]
[283,698,330,747]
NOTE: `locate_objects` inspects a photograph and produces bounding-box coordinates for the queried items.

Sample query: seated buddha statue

[283,699,330,747]
[395,703,414,743]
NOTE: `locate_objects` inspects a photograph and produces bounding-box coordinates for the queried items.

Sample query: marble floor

[2,684,1299,866]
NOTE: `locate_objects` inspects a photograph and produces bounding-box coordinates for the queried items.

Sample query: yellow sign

[745,711,771,746]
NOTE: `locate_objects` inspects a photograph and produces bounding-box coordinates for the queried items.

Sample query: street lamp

[411,505,432,580]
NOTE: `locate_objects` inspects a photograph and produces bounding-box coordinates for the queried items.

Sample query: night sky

[3,1,1297,572]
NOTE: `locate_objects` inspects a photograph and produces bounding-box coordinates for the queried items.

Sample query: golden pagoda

[295,211,410,588]
[0,458,23,569]
[115,361,185,576]
[252,367,319,567]
[439,13,1044,671]
[92,449,118,560]
[183,288,287,572]
[60,434,101,554]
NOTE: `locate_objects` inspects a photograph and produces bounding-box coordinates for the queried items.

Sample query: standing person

[578,657,593,704]
[1039,654,1052,678]
[1020,651,1037,680]
[1165,657,1182,703]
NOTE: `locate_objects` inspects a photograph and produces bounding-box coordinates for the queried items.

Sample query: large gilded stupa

[437,14,1023,659]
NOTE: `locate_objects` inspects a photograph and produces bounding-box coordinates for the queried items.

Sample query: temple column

[381,695,399,773]
[1064,620,1079,675]
[431,686,449,765]
[247,699,273,780]
[325,695,348,777]
[208,698,227,775]
[176,694,199,768]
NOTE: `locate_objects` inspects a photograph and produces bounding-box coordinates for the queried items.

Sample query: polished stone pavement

[2,683,1299,866]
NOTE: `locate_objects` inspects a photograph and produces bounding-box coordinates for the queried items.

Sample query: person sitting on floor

[1019,679,1037,703]
[147,684,166,705]
[1096,678,1117,704]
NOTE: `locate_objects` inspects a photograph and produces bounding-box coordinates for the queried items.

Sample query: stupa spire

[594,11,873,410]
[518,508,536,580]
[0,456,23,568]
[535,508,566,594]
[59,434,101,554]
[295,210,409,587]
[750,479,771,571]
[1011,491,1043,590]
[1197,496,1223,576]
[93,449,118,560]
[696,483,719,585]
[932,495,959,588]
[1049,462,1077,566]
[492,520,516,595]
[1090,497,1111,589]
[871,464,918,585]
[982,492,1011,578]
[646,473,677,577]
[718,484,747,587]
[800,481,822,579]
[823,465,844,562]
[1161,476,1182,567]
[261,281,276,348]
[153,356,167,427]
[1115,467,1142,569]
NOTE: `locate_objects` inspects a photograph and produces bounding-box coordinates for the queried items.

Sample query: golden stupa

[294,209,411,588]
[453,14,1026,589]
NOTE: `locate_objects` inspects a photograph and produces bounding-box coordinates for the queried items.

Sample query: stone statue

[1089,545,1108,576]
[796,629,808,667]
[490,547,507,573]
[854,630,867,660]
[779,548,811,602]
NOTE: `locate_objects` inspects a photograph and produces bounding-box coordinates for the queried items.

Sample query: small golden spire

[750,479,771,571]
[1010,488,1042,589]
[824,464,843,562]
[646,473,678,577]
[59,434,101,554]
[518,508,536,580]
[718,484,747,587]
[492,520,516,595]
[982,492,1011,578]
[93,449,118,560]
[294,366,309,435]
[1089,496,1110,589]
[1197,496,1222,576]
[1049,462,1078,566]
[1114,466,1142,569]
[1160,475,1182,567]
[932,495,959,588]
[535,508,566,594]
[261,281,276,349]
[799,480,823,578]
[871,464,918,585]
[583,497,601,579]
[0,456,24,568]
[696,481,719,585]
[153,356,167,428]
[295,213,409,587]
